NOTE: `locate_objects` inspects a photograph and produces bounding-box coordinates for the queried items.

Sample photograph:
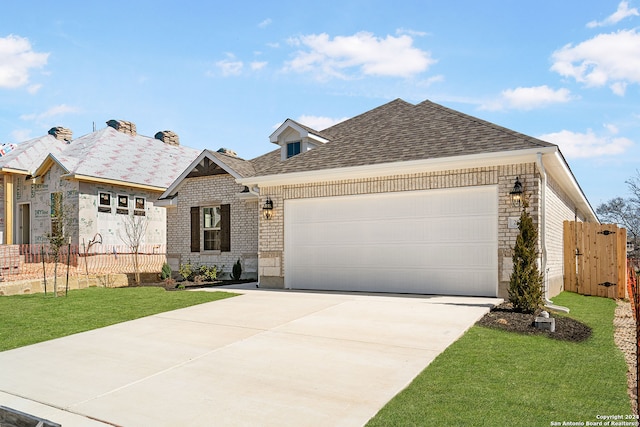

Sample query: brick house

[161,99,598,298]
[0,121,199,249]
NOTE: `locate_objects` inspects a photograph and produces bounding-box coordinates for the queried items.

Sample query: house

[0,120,200,250]
[161,99,598,298]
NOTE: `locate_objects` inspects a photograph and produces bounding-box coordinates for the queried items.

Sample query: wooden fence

[563,221,627,299]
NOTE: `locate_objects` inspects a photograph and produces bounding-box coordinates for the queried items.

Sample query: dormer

[270,119,329,161]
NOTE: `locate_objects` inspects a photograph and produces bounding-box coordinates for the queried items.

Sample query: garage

[284,185,498,296]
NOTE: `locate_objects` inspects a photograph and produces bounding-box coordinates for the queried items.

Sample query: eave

[61,173,166,193]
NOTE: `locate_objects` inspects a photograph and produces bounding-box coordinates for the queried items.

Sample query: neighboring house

[0,121,200,250]
[161,99,598,298]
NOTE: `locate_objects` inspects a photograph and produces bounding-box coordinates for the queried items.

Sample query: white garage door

[284,186,498,296]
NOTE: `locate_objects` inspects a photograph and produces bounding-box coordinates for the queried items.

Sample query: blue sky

[1,1,639,208]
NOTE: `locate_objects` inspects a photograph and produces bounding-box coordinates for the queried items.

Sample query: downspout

[536,152,570,313]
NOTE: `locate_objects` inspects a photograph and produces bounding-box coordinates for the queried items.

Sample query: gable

[186,157,229,178]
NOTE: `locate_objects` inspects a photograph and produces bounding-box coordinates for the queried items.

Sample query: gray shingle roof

[257,99,556,175]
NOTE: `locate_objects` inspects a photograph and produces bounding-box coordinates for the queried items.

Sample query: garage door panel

[284,186,498,296]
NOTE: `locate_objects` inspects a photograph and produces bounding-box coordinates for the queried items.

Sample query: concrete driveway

[0,287,500,426]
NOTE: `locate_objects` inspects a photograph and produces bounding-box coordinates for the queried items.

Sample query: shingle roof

[51,127,200,189]
[206,150,257,178]
[259,98,556,175]
[0,135,68,174]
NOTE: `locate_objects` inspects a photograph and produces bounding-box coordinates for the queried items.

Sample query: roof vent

[217,148,237,157]
[154,130,180,146]
[48,127,72,143]
[106,120,137,136]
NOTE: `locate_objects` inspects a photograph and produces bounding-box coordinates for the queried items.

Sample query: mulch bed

[477,302,592,343]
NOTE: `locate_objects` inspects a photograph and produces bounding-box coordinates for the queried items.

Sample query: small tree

[118,213,148,284]
[509,202,543,313]
[44,192,71,297]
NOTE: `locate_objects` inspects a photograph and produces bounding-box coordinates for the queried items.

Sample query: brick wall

[166,174,258,279]
[258,163,542,297]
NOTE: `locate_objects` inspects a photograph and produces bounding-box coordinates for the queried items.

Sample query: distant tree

[509,202,543,313]
[596,170,640,242]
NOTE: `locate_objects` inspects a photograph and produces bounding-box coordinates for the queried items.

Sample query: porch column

[3,174,13,244]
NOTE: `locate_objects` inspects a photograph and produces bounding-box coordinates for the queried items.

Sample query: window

[203,207,221,251]
[98,192,112,213]
[50,192,63,238]
[117,195,129,215]
[134,197,146,216]
[190,204,231,252]
[286,141,301,158]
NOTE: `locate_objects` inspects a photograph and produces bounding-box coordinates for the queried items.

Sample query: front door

[18,203,30,244]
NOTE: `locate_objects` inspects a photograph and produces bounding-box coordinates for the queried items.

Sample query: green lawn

[0,286,236,352]
[367,292,632,427]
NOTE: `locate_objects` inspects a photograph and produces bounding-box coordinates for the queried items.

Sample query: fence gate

[563,221,627,299]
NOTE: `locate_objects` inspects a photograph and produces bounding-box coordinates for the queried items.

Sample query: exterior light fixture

[510,177,523,208]
[262,197,274,220]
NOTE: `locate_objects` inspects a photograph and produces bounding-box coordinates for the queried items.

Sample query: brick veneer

[166,174,258,279]
[258,163,550,297]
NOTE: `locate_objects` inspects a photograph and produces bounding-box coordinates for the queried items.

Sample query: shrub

[178,261,194,281]
[197,265,217,282]
[509,202,543,313]
[160,262,172,280]
[231,259,242,281]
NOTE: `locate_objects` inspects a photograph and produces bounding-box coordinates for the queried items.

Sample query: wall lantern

[262,197,274,220]
[510,177,523,208]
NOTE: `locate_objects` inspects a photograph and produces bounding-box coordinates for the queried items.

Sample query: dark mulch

[136,279,256,291]
[477,302,592,343]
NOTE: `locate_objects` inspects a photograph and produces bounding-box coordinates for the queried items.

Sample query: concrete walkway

[0,287,501,426]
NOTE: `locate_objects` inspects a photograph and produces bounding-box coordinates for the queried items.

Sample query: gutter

[537,152,570,313]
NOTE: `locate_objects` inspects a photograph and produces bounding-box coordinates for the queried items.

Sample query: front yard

[367,292,632,426]
[0,287,236,352]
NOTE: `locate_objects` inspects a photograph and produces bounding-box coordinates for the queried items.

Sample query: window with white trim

[286,141,301,158]
[134,197,146,216]
[117,195,129,215]
[203,206,221,251]
[98,192,112,213]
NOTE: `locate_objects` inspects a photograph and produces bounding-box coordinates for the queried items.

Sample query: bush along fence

[0,243,166,284]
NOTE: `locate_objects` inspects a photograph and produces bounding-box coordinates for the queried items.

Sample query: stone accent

[258,163,544,298]
[106,119,136,136]
[155,130,180,146]
[166,173,258,279]
[48,126,72,142]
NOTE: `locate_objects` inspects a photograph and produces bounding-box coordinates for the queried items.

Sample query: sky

[0,1,639,209]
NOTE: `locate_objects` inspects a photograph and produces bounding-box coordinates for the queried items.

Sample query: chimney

[48,127,72,143]
[217,148,237,157]
[106,120,137,136]
[154,130,180,146]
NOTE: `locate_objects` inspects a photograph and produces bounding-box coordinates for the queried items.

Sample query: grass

[0,286,236,352]
[367,292,632,427]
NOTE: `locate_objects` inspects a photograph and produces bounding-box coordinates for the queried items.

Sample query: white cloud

[551,29,640,95]
[284,31,435,80]
[27,83,42,94]
[538,128,633,158]
[587,1,639,28]
[481,85,572,111]
[296,115,349,130]
[0,34,49,89]
[396,28,428,37]
[20,104,78,122]
[215,53,243,76]
[250,61,267,71]
[258,18,272,28]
